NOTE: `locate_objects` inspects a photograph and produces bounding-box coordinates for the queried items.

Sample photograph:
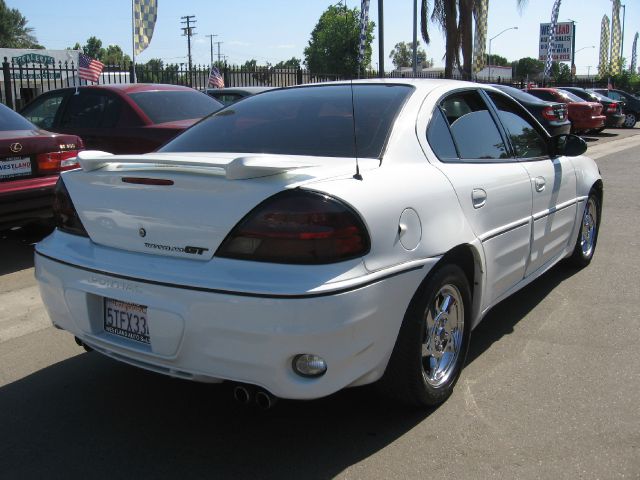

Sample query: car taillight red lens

[37,150,80,173]
[541,106,557,120]
[216,190,370,264]
[52,178,89,237]
[607,102,618,113]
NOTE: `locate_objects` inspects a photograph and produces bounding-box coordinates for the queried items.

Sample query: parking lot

[1,127,639,479]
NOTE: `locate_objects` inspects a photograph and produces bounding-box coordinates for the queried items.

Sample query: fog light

[292,354,327,377]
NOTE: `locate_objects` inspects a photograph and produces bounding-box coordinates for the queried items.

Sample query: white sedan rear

[35,79,602,407]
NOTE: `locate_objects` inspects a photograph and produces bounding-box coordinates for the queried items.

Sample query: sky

[8,0,639,75]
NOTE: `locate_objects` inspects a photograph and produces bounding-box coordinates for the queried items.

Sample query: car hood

[62,151,378,260]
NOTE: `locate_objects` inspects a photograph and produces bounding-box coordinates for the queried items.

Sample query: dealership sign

[0,48,79,80]
[539,22,574,62]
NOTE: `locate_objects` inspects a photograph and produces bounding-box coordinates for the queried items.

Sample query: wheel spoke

[439,294,453,315]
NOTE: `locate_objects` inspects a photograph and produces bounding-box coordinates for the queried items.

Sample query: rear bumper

[604,113,625,127]
[571,116,606,131]
[545,122,571,136]
[35,239,432,399]
[0,175,57,229]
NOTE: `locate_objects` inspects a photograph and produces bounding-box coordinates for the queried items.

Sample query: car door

[486,90,578,276]
[56,90,123,152]
[425,89,533,305]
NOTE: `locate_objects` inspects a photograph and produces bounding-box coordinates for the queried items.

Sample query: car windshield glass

[558,90,585,103]
[0,103,36,131]
[160,84,413,158]
[128,90,222,123]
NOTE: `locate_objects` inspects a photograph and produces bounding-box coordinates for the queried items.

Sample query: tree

[83,36,105,60]
[242,59,258,70]
[514,57,544,81]
[304,4,375,77]
[0,0,43,48]
[103,44,131,66]
[421,0,528,79]
[486,54,508,67]
[274,57,301,69]
[389,41,429,69]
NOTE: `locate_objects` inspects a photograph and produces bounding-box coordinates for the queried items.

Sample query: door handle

[534,176,546,192]
[471,188,487,209]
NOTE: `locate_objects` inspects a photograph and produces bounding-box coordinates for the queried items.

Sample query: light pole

[488,27,518,81]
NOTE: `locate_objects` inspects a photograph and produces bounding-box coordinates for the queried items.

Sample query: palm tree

[421,0,528,80]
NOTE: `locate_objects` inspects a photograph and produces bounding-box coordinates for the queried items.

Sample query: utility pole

[181,15,196,86]
[378,0,384,78]
[214,41,224,64]
[206,34,217,64]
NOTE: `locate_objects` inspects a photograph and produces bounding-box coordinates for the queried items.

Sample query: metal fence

[1,56,607,111]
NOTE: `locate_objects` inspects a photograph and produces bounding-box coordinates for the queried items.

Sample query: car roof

[206,86,275,95]
[45,83,200,95]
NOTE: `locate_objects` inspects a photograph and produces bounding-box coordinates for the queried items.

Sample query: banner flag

[358,0,370,65]
[134,0,158,55]
[543,0,562,80]
[599,15,610,77]
[473,0,489,74]
[631,33,639,74]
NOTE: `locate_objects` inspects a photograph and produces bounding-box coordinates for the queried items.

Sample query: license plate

[0,156,31,179]
[104,298,150,344]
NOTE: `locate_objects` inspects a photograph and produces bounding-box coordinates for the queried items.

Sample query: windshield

[0,103,36,131]
[129,90,223,124]
[160,84,413,158]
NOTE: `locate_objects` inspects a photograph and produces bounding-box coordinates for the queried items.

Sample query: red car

[526,87,606,134]
[0,103,83,229]
[19,84,223,154]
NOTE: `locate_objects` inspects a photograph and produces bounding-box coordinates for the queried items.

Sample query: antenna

[349,80,362,180]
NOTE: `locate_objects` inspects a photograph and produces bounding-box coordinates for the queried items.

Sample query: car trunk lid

[63,150,375,260]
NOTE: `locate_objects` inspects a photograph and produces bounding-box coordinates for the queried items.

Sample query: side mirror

[552,134,587,157]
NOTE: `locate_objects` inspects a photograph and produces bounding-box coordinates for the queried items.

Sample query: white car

[35,79,602,408]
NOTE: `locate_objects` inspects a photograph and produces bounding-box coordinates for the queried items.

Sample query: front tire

[378,264,472,407]
[568,190,601,268]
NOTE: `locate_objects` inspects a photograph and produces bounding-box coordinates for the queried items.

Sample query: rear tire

[568,190,601,268]
[378,264,471,407]
[623,112,637,128]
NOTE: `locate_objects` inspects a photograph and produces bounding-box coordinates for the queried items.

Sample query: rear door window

[60,91,122,128]
[438,90,509,161]
[21,92,67,129]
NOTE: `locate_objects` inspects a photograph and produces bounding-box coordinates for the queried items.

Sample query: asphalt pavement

[0,129,639,479]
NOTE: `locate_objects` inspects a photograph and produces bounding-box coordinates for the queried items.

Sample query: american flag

[78,53,104,83]
[208,65,225,88]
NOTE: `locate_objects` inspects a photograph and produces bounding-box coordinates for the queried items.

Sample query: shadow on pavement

[467,262,578,365]
[0,351,430,479]
[0,224,52,275]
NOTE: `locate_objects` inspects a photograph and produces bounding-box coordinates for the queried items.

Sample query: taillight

[52,178,89,237]
[541,106,557,120]
[37,150,80,173]
[607,102,618,113]
[216,190,370,264]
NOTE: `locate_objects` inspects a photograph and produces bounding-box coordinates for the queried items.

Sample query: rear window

[129,90,223,124]
[160,84,413,158]
[0,103,36,131]
[494,85,548,105]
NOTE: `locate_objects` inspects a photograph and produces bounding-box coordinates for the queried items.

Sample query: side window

[487,91,549,159]
[426,107,458,161]
[439,90,508,161]
[60,92,121,128]
[21,93,66,129]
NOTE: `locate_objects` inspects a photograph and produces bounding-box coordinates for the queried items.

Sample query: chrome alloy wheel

[624,113,637,128]
[422,284,464,387]
[580,197,598,258]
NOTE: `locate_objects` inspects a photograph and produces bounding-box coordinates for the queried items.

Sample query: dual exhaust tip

[233,384,278,410]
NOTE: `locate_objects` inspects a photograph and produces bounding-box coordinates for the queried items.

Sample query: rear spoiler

[76,151,317,180]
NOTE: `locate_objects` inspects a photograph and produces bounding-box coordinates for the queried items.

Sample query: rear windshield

[129,90,223,124]
[0,103,36,131]
[587,90,612,102]
[160,84,413,158]
[493,85,549,105]
[557,90,585,103]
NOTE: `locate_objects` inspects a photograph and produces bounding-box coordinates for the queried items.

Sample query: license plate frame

[0,156,32,180]
[104,298,150,344]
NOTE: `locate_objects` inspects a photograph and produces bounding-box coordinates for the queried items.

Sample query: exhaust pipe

[232,385,255,405]
[255,389,278,410]
[74,336,93,352]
